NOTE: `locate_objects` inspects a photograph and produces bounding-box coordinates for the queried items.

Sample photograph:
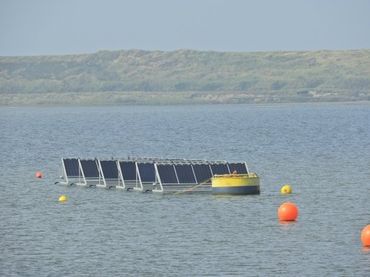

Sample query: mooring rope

[174,178,211,195]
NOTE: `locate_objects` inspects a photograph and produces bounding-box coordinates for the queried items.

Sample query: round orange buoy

[35,171,43,178]
[278,202,298,221]
[361,225,370,247]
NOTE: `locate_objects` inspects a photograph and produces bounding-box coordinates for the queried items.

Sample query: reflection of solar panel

[137,163,155,183]
[157,164,178,184]
[192,164,212,183]
[80,159,100,178]
[228,162,248,174]
[64,158,80,177]
[119,161,136,181]
[175,164,196,184]
[210,163,230,175]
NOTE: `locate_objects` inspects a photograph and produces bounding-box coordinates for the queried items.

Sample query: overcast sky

[1,0,370,56]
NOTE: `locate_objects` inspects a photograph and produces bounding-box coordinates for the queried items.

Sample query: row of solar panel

[155,162,248,185]
[61,158,248,186]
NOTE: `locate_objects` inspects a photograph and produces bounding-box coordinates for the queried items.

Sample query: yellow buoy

[211,173,260,195]
[280,184,292,194]
[58,195,68,202]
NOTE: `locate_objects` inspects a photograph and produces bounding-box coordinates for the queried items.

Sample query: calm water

[1,103,370,276]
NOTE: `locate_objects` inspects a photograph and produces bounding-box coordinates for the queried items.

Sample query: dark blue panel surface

[119,161,137,181]
[157,164,178,184]
[192,164,212,183]
[100,160,118,179]
[137,163,155,182]
[175,164,196,184]
[63,158,80,177]
[80,159,100,178]
[228,162,248,174]
[210,163,230,175]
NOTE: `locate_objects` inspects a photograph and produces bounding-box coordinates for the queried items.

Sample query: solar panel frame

[228,162,248,174]
[192,163,213,183]
[210,163,230,175]
[99,160,119,179]
[137,162,156,183]
[63,158,80,177]
[174,164,197,184]
[157,164,179,185]
[80,159,100,178]
[119,161,137,181]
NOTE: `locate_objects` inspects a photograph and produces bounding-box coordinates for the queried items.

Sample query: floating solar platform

[56,157,251,193]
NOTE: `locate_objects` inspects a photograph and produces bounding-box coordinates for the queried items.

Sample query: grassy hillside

[1,49,370,105]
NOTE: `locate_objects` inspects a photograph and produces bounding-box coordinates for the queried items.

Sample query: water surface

[1,103,370,276]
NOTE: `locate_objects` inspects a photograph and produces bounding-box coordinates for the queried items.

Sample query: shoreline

[1,90,369,106]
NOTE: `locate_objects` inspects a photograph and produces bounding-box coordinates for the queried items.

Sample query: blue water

[1,103,370,276]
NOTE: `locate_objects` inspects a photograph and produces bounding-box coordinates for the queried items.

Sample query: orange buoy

[35,171,43,179]
[361,225,370,247]
[278,202,298,221]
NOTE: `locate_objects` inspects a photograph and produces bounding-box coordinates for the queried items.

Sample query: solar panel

[210,163,230,175]
[174,164,196,184]
[100,160,118,179]
[80,159,100,177]
[63,158,80,177]
[157,164,178,184]
[192,164,212,183]
[228,162,248,174]
[137,163,156,183]
[119,161,137,181]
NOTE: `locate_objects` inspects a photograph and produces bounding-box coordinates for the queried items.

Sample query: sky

[1,0,370,56]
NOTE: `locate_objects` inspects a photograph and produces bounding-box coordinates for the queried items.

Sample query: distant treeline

[1,49,370,105]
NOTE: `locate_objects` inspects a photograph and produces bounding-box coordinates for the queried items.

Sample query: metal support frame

[116,160,138,191]
[208,163,214,176]
[55,158,70,185]
[74,159,88,186]
[134,162,145,192]
[152,163,163,193]
[210,161,230,175]
[226,163,232,174]
[245,162,250,176]
[96,160,120,189]
[116,160,126,190]
[55,158,84,186]
[75,159,102,187]
[96,160,107,188]
[189,163,198,184]
[172,164,180,184]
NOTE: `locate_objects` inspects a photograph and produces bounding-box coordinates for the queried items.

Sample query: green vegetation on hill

[1,49,370,105]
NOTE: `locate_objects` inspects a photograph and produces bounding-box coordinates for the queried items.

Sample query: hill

[1,49,370,105]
